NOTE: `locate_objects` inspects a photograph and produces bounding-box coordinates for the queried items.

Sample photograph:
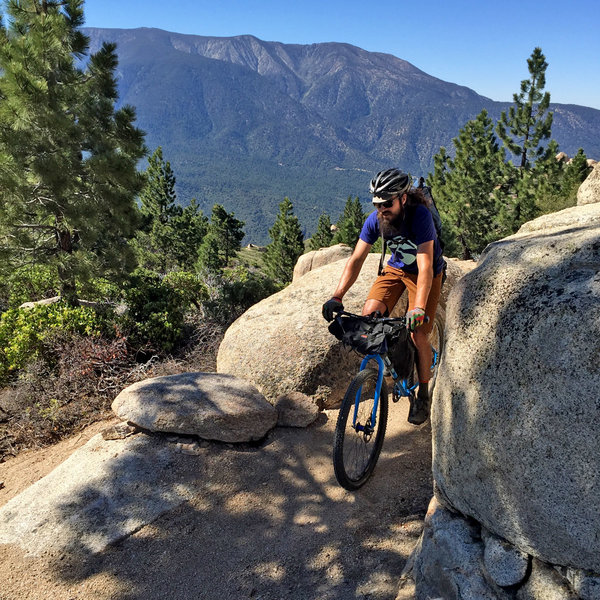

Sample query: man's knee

[362,298,387,316]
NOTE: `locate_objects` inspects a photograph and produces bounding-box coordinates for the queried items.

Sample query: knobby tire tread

[333,368,389,490]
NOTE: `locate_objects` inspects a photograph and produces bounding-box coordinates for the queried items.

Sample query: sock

[418,382,429,399]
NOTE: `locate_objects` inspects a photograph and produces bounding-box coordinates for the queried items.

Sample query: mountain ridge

[82,27,600,243]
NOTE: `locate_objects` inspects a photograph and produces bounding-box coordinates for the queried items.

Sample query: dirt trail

[0,399,431,600]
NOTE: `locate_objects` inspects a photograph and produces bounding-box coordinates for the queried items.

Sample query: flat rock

[0,433,197,556]
[112,372,277,443]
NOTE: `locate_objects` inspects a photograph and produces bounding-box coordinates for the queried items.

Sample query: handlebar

[334,309,429,325]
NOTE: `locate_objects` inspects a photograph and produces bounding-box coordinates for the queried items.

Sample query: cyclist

[322,168,445,425]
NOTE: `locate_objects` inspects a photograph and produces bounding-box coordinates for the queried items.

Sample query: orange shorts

[366,265,443,335]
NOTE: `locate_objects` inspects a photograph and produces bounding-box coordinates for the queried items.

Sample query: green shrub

[163,270,209,309]
[0,265,60,310]
[121,268,189,353]
[202,266,279,324]
[0,303,104,383]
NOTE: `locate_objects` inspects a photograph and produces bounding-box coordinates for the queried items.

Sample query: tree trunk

[57,228,78,306]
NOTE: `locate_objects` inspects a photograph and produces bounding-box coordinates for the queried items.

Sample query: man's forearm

[415,241,434,308]
[414,268,433,308]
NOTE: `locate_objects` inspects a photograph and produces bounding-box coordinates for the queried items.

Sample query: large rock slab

[432,203,600,571]
[0,433,197,556]
[112,372,277,442]
[517,202,600,234]
[578,162,600,205]
[217,254,473,407]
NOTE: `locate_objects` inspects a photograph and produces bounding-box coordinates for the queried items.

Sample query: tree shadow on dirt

[36,406,431,600]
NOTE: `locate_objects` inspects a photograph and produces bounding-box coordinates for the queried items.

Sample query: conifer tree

[494,47,558,232]
[0,0,146,304]
[431,110,505,259]
[172,199,208,270]
[135,147,207,272]
[139,147,180,229]
[332,197,365,247]
[428,147,461,257]
[560,149,592,205]
[196,204,244,271]
[309,214,334,251]
[264,198,304,284]
[496,47,553,170]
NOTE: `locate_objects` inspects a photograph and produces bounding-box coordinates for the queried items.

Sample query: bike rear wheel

[428,311,445,394]
[333,367,389,490]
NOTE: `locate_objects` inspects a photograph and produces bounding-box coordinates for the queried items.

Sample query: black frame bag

[386,327,415,379]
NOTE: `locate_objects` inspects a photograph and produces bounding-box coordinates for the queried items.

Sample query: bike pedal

[392,391,400,403]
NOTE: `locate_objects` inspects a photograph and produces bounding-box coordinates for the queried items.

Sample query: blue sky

[83,0,600,109]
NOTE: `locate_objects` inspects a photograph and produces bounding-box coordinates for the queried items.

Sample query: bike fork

[353,354,385,433]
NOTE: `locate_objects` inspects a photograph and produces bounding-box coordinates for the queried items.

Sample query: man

[322,168,445,425]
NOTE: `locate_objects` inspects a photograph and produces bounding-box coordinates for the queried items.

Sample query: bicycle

[329,309,444,491]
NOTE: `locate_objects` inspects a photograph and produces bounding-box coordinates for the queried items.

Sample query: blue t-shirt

[359,205,445,275]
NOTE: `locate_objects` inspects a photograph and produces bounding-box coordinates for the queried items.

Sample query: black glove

[322,297,343,322]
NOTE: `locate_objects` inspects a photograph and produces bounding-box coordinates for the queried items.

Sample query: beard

[377,210,404,239]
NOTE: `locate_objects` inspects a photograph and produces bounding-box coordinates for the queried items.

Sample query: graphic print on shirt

[387,235,418,266]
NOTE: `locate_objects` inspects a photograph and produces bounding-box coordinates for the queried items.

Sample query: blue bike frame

[353,348,435,432]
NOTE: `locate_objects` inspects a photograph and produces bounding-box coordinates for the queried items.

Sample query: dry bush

[0,317,227,461]
[0,334,136,460]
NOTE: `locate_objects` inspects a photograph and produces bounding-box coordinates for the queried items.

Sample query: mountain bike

[330,310,444,491]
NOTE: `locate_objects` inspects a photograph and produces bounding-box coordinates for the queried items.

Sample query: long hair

[377,187,426,239]
[404,188,427,209]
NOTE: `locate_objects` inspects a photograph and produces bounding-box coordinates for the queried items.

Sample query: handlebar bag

[328,315,392,355]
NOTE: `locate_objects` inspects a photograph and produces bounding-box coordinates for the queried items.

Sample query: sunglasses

[373,198,395,209]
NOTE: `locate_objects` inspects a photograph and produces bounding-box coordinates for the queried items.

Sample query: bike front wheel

[333,367,389,490]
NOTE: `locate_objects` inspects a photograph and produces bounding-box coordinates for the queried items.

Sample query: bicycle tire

[333,367,389,490]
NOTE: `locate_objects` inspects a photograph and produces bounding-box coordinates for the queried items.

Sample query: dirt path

[0,399,431,600]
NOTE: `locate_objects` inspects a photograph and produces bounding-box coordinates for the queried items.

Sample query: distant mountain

[83,27,600,243]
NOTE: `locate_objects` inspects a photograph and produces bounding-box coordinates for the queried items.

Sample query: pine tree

[431,110,505,259]
[264,198,304,284]
[135,147,207,272]
[560,149,592,205]
[0,0,146,304]
[332,197,365,247]
[172,198,208,270]
[428,147,461,257]
[308,213,334,251]
[139,147,180,229]
[494,47,560,232]
[196,204,245,271]
[496,47,553,170]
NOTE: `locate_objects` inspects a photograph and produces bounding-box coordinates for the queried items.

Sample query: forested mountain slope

[84,28,600,242]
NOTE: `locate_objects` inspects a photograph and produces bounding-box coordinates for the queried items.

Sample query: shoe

[408,394,430,425]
